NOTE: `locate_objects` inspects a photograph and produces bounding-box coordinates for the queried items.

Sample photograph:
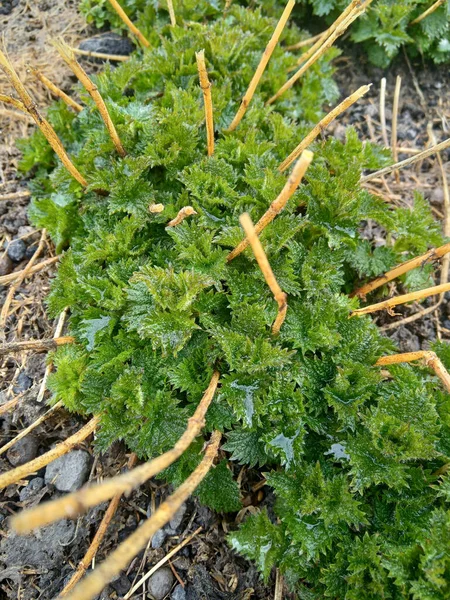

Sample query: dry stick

[380,302,441,332]
[107,0,150,47]
[12,372,220,533]
[167,0,176,26]
[0,256,59,286]
[410,0,447,25]
[29,67,83,112]
[0,417,99,489]
[285,32,323,51]
[0,49,87,187]
[195,50,214,156]
[360,137,450,183]
[227,0,295,131]
[274,569,284,600]
[52,39,126,157]
[167,206,197,227]
[239,213,287,335]
[0,397,20,416]
[37,309,69,403]
[123,527,202,599]
[228,150,313,262]
[351,242,450,298]
[71,47,129,62]
[0,93,27,112]
[59,453,138,596]
[0,402,63,457]
[279,85,371,172]
[0,229,47,335]
[350,281,450,318]
[0,190,31,202]
[379,77,389,147]
[58,432,221,600]
[291,0,365,65]
[0,336,74,358]
[376,351,450,393]
[267,0,371,105]
[391,75,402,183]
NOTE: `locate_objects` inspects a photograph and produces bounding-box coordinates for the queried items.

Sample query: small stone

[147,567,174,600]
[7,435,39,467]
[443,319,450,330]
[13,372,33,393]
[25,244,38,259]
[0,254,14,276]
[110,573,130,595]
[151,528,168,549]
[169,503,187,531]
[45,450,92,492]
[431,188,444,204]
[78,32,134,59]
[19,477,45,501]
[6,239,26,263]
[171,584,187,600]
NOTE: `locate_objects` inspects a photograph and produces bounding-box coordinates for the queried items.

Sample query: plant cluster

[14,1,450,598]
[80,0,450,67]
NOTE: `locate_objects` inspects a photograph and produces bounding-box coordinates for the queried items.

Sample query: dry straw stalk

[12,372,220,533]
[195,50,215,156]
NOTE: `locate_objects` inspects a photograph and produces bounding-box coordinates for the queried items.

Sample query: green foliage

[18,0,450,597]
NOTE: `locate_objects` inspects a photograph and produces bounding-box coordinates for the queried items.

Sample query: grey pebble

[151,528,168,549]
[25,244,38,259]
[171,584,187,600]
[45,450,92,492]
[79,32,134,58]
[19,477,45,501]
[169,503,187,531]
[7,435,39,467]
[13,372,33,393]
[6,239,26,262]
[147,567,174,600]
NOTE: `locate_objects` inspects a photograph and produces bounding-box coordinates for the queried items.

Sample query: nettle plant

[2,1,450,599]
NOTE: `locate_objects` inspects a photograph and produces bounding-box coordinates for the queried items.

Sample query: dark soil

[1,5,449,599]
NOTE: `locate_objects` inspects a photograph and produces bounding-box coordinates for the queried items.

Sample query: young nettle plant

[1,1,450,599]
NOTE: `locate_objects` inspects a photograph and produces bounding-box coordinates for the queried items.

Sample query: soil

[0,3,449,599]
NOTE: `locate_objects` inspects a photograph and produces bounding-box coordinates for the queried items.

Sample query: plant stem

[0,417,99,489]
[376,351,450,393]
[11,372,220,533]
[410,0,447,25]
[352,242,450,298]
[0,255,59,286]
[239,213,287,335]
[29,67,83,112]
[391,75,401,182]
[195,50,215,156]
[227,0,295,131]
[52,39,126,157]
[0,336,74,358]
[60,431,221,600]
[350,281,450,317]
[361,137,450,183]
[71,47,129,62]
[228,150,313,261]
[167,0,177,26]
[167,206,197,227]
[279,85,370,171]
[0,94,27,112]
[107,0,150,47]
[0,49,87,187]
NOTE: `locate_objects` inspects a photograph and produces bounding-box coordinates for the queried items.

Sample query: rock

[0,520,80,570]
[147,567,174,600]
[19,477,45,501]
[431,187,444,204]
[6,239,26,263]
[25,244,38,259]
[0,254,14,276]
[169,503,187,531]
[78,32,134,58]
[152,528,168,549]
[7,435,39,467]
[13,372,33,393]
[110,573,130,595]
[171,584,187,600]
[45,450,92,492]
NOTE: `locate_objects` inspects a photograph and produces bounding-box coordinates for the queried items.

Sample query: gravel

[6,239,26,262]
[78,32,134,58]
[0,253,14,276]
[147,567,174,600]
[45,450,92,492]
[171,584,187,600]
[13,372,33,393]
[6,435,39,467]
[19,477,45,501]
